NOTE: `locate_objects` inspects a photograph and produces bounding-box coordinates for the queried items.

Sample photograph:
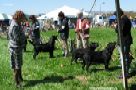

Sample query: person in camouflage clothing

[8,10,26,87]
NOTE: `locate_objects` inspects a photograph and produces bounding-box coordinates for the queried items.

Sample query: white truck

[93,15,105,26]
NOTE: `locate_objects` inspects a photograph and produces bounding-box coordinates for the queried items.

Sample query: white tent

[0,13,12,20]
[37,15,47,20]
[46,5,88,20]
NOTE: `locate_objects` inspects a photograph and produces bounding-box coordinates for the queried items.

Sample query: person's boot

[18,69,23,82]
[14,69,20,88]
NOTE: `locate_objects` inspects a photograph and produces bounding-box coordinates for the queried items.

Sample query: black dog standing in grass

[29,35,57,59]
[82,42,116,72]
[71,42,99,65]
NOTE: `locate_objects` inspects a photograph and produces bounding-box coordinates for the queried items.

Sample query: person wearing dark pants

[114,9,133,78]
[8,10,26,87]
[58,11,69,57]
[29,15,41,45]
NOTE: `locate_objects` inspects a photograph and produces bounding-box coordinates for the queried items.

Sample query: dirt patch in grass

[75,75,89,85]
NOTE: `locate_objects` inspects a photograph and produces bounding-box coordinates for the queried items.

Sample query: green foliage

[0,27,136,90]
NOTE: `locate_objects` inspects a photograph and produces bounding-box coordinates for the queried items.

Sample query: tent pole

[115,0,128,90]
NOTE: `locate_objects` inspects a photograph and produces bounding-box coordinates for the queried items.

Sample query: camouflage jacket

[8,20,25,48]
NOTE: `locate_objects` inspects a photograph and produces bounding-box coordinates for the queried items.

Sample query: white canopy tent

[37,15,47,20]
[46,5,88,20]
[0,13,12,20]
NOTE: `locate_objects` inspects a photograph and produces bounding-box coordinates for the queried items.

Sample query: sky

[0,0,135,15]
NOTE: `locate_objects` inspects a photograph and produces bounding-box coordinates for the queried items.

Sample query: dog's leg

[84,54,90,72]
[71,58,74,65]
[82,60,85,70]
[33,51,39,59]
[49,51,54,58]
[24,45,26,52]
[75,58,78,63]
[86,63,90,72]
[105,65,108,69]
[71,53,77,64]
[105,64,109,71]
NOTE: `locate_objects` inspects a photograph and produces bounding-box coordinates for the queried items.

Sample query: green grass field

[0,27,136,90]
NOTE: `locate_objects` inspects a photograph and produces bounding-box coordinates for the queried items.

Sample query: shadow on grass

[56,55,64,58]
[130,69,136,77]
[89,66,121,73]
[90,68,104,73]
[108,66,121,71]
[24,75,74,87]
[24,50,33,53]
[130,84,136,90]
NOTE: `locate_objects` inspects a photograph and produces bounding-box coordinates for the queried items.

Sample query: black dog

[82,42,116,71]
[29,35,57,59]
[71,42,99,65]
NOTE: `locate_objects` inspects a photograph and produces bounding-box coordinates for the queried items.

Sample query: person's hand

[111,23,117,29]
[113,23,117,28]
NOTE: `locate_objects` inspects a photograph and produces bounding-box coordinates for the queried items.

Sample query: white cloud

[2,3,14,7]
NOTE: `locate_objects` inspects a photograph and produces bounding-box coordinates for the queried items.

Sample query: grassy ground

[0,27,136,90]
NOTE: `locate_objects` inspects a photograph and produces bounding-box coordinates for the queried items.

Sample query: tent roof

[109,15,116,20]
[37,15,47,19]
[0,13,12,20]
[46,5,88,20]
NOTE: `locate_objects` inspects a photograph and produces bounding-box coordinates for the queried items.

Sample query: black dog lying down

[82,42,116,71]
[71,42,99,65]
[29,35,57,59]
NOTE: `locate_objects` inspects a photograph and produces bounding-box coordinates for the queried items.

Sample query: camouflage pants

[9,47,23,69]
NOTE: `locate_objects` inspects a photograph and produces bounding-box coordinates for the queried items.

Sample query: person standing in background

[114,9,133,79]
[29,15,41,45]
[75,12,90,48]
[81,17,90,48]
[58,11,69,57]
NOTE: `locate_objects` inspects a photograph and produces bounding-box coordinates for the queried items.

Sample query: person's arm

[35,22,40,29]
[58,19,67,33]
